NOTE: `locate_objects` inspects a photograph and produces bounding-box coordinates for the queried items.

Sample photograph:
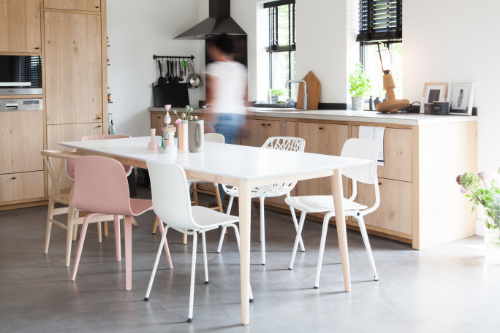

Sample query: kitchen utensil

[187,61,202,88]
[296,71,320,110]
[173,60,180,84]
[168,60,174,83]
[163,59,169,84]
[157,60,166,85]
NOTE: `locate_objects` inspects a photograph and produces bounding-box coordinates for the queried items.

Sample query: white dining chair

[217,136,306,265]
[144,161,253,323]
[287,138,380,288]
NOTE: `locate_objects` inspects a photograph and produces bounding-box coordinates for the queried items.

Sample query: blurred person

[205,34,248,144]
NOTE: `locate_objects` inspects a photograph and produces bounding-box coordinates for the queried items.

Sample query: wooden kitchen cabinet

[44,0,101,12]
[240,118,295,147]
[0,0,42,53]
[0,171,44,203]
[0,111,43,175]
[44,11,103,125]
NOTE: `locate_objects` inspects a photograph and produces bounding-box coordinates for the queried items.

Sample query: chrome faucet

[285,79,307,110]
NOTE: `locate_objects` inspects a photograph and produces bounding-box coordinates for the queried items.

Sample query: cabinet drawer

[44,0,101,12]
[0,171,44,203]
[352,126,412,182]
[356,178,412,235]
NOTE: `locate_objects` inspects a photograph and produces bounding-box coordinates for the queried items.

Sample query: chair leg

[71,213,95,281]
[356,215,379,281]
[66,203,78,267]
[131,217,139,227]
[289,212,307,270]
[151,216,158,234]
[259,196,266,265]
[114,215,121,261]
[314,213,333,289]
[183,234,188,245]
[214,184,223,213]
[144,226,170,301]
[156,216,173,269]
[202,232,209,284]
[288,202,305,252]
[123,215,133,291]
[188,232,198,322]
[216,195,234,253]
[229,224,254,302]
[104,221,109,237]
[44,198,55,254]
[72,223,78,241]
[97,222,102,243]
[192,183,199,206]
[226,195,234,215]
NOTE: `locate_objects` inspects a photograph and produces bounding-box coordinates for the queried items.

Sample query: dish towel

[359,126,385,166]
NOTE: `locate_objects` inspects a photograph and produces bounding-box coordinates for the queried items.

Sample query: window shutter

[357,0,402,43]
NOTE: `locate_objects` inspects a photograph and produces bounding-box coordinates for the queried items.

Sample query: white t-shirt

[205,61,247,115]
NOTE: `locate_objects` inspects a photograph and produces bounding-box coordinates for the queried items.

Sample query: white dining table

[59,136,371,325]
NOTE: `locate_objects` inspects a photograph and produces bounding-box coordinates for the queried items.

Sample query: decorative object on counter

[457,171,500,265]
[348,63,371,111]
[174,105,194,152]
[368,96,374,110]
[448,82,476,116]
[163,125,176,149]
[374,97,381,108]
[269,88,285,103]
[107,87,112,103]
[423,82,448,103]
[188,119,204,152]
[374,45,410,113]
[432,101,449,115]
[148,128,158,151]
[294,71,320,110]
[424,103,434,115]
[164,129,177,158]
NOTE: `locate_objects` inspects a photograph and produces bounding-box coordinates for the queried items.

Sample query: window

[265,0,296,99]
[357,0,403,99]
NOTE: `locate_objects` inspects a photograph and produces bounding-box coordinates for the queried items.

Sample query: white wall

[107,0,203,136]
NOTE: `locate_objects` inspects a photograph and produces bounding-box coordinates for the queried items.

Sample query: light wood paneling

[357,178,413,235]
[296,122,349,197]
[0,111,43,174]
[352,125,412,182]
[44,11,102,124]
[0,171,44,202]
[44,0,101,12]
[0,0,42,53]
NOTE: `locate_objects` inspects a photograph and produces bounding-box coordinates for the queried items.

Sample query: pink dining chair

[71,156,173,291]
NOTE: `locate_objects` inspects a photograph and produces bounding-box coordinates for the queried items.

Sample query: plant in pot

[348,63,371,111]
[457,171,500,265]
[269,88,285,103]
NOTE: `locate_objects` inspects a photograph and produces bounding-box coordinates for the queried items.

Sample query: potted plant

[269,88,285,103]
[348,63,371,111]
[457,171,500,264]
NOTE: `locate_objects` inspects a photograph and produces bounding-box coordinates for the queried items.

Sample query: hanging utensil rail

[153,54,195,60]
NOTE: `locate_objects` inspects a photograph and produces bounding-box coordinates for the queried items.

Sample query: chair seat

[130,198,153,216]
[285,195,367,214]
[191,206,239,228]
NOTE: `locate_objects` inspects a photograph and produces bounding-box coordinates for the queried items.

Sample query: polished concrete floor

[1,192,499,333]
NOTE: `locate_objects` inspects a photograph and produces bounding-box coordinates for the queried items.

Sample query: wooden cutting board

[296,71,320,110]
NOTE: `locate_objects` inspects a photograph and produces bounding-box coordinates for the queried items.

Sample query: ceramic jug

[188,119,204,152]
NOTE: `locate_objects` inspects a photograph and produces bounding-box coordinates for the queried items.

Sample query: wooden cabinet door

[240,119,266,147]
[44,0,101,12]
[0,0,42,53]
[0,171,44,203]
[0,111,43,174]
[151,112,165,135]
[296,122,349,197]
[47,123,102,189]
[356,178,412,236]
[45,11,102,124]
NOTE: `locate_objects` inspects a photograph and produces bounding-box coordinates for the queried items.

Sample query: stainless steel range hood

[174,0,246,40]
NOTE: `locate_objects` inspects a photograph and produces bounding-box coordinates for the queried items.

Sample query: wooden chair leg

[103,221,109,237]
[183,233,188,245]
[214,184,223,213]
[132,217,139,227]
[192,183,199,206]
[151,217,158,234]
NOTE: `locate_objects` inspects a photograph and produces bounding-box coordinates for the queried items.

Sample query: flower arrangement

[173,105,194,124]
[456,171,500,229]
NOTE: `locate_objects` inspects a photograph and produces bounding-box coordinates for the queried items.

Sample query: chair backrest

[41,150,79,199]
[74,156,132,215]
[340,138,378,184]
[146,161,201,231]
[262,136,305,153]
[67,134,132,179]
[204,133,225,143]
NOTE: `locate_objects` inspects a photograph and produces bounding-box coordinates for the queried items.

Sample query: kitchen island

[150,107,478,250]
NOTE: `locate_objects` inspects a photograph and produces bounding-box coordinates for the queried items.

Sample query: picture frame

[421,82,448,113]
[448,82,475,116]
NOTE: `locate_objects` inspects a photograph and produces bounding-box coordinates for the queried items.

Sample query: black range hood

[174,0,246,40]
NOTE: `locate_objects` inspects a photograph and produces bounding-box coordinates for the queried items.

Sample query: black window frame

[265,0,296,96]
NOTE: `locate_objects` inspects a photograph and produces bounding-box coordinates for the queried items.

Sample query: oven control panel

[0,99,43,111]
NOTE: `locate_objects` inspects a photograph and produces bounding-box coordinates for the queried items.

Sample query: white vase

[164,131,177,160]
[485,225,500,265]
[351,96,364,110]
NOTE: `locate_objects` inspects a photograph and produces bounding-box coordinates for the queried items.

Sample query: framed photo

[448,82,475,115]
[421,82,448,113]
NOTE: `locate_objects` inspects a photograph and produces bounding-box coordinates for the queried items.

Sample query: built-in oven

[0,98,43,111]
[0,55,42,95]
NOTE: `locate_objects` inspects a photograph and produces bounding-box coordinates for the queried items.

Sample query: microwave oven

[0,55,42,95]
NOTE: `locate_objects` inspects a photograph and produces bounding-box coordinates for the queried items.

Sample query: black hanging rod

[153,54,195,60]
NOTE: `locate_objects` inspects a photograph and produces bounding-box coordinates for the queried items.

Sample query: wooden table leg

[330,170,351,292]
[238,180,251,325]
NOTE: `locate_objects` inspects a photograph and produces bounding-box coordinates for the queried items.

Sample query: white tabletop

[59,136,370,181]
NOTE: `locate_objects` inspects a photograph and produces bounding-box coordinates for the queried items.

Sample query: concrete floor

[1,192,499,333]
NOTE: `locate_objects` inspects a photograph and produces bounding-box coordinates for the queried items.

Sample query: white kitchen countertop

[149,107,477,126]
